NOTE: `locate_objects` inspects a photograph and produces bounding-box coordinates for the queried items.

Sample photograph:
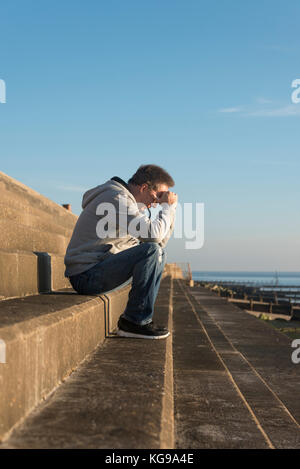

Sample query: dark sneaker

[117,317,170,340]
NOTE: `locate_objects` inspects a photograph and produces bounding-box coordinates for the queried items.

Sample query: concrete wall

[0,171,78,299]
[164,263,184,279]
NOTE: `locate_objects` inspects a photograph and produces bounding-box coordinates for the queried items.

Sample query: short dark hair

[128,164,175,190]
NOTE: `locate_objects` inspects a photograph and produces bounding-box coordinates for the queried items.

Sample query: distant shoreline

[192,271,300,287]
[192,271,300,274]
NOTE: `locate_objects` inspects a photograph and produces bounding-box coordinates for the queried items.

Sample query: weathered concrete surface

[0,277,173,449]
[178,282,300,449]
[0,251,38,299]
[0,171,77,232]
[0,283,131,442]
[0,171,78,299]
[172,286,270,449]
[50,254,73,291]
[0,251,72,299]
[0,220,68,255]
[0,202,74,238]
[102,282,132,336]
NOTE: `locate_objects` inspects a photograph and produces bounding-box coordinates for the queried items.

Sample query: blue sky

[0,0,299,270]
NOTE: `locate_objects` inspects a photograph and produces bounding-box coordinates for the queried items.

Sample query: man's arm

[156,190,177,247]
[115,192,177,244]
[158,203,177,248]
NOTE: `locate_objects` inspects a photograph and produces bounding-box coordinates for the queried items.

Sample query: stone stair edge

[0,276,174,449]
[0,219,69,255]
[0,202,75,238]
[0,250,71,299]
[0,283,133,339]
[0,282,134,442]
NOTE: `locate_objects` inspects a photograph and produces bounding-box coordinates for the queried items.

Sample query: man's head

[128,164,175,209]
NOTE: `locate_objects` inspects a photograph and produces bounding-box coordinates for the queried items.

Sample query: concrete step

[0,172,78,299]
[0,171,77,232]
[0,277,173,449]
[0,220,68,255]
[0,281,131,442]
[0,202,74,239]
[0,250,71,299]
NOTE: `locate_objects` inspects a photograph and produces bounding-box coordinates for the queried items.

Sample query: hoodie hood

[82,177,134,209]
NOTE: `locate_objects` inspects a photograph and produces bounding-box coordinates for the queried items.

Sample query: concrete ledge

[0,202,74,239]
[103,282,132,335]
[49,254,71,291]
[0,283,131,442]
[0,220,68,255]
[0,251,39,299]
[0,171,77,232]
[0,251,73,299]
[0,171,77,298]
[0,277,174,449]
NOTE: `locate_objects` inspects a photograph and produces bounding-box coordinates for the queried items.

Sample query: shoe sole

[116,329,170,340]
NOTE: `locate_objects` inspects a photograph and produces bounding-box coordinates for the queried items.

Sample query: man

[64,164,177,339]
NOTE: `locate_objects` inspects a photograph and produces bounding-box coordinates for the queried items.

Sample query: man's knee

[141,241,162,253]
[141,242,165,264]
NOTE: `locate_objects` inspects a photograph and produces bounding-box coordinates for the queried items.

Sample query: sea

[192,271,300,288]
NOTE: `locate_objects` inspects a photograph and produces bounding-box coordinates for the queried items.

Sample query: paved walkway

[173,281,300,449]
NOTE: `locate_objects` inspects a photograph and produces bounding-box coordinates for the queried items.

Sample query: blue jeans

[69,242,166,325]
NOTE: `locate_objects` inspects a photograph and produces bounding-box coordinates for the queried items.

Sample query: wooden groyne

[197,281,300,319]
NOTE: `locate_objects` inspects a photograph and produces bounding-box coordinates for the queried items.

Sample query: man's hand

[157,191,178,206]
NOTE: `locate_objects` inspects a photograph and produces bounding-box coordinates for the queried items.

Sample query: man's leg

[69,242,166,325]
[122,244,165,325]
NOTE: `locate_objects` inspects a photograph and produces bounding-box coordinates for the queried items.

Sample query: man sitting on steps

[64,164,177,339]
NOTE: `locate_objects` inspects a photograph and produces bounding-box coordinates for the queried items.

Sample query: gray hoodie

[64,177,176,277]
